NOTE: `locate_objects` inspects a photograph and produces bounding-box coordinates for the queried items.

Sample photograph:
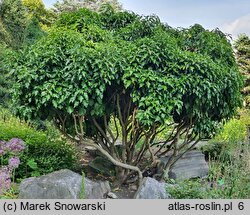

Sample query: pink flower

[5,138,25,153]
[8,157,20,169]
[0,167,11,195]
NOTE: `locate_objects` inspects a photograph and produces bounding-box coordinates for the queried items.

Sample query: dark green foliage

[14,9,242,128]
[12,27,118,120]
[18,138,77,178]
[178,25,235,66]
[23,17,46,46]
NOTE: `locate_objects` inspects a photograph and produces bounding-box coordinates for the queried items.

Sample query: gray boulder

[19,169,111,199]
[84,177,111,199]
[134,177,171,199]
[160,150,208,180]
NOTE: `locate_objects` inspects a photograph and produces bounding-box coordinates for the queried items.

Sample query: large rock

[19,169,111,199]
[134,177,171,199]
[160,150,208,180]
[84,177,111,199]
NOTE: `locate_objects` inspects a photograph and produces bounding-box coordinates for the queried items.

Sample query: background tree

[0,18,11,45]
[0,0,27,49]
[0,0,52,48]
[0,0,56,107]
[234,34,250,108]
[22,0,57,30]
[0,43,12,106]
[53,0,122,13]
[12,8,243,183]
[0,0,27,106]
[22,0,45,18]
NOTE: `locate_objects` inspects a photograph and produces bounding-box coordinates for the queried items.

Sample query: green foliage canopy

[13,8,242,137]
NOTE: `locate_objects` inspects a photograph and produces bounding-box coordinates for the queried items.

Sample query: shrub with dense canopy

[12,7,243,183]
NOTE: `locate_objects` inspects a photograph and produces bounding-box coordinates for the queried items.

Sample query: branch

[92,118,112,145]
[147,125,159,164]
[78,115,85,141]
[171,138,200,167]
[160,129,180,180]
[134,140,147,165]
[82,138,143,185]
[178,131,198,152]
[72,114,80,136]
[155,121,187,156]
[56,125,80,144]
[113,116,119,142]
[104,115,115,142]
[104,115,119,160]
[56,113,67,133]
[157,137,176,157]
[153,125,177,155]
[154,131,177,156]
[125,97,132,123]
[116,94,125,128]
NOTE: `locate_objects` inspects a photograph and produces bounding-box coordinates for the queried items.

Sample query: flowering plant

[0,138,25,195]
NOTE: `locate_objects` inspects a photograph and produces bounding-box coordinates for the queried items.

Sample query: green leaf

[67,106,74,114]
[27,159,38,170]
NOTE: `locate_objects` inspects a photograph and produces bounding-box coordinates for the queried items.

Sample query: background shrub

[201,109,250,161]
[0,107,78,179]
